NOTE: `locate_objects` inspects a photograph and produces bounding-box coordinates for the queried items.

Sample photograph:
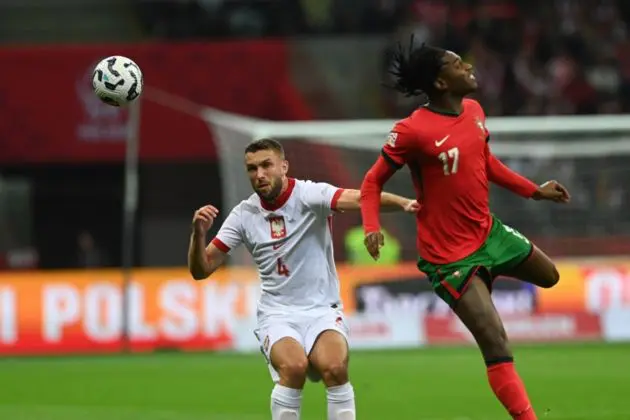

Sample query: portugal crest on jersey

[386,132,398,147]
[475,117,486,137]
[269,216,287,239]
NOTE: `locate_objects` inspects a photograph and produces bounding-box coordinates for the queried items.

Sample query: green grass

[0,343,628,419]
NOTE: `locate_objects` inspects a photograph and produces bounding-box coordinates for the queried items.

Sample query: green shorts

[417,216,533,308]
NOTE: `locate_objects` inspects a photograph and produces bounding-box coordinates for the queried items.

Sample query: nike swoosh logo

[273,243,284,250]
[434,135,450,147]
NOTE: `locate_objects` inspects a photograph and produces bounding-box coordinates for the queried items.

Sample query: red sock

[487,362,537,420]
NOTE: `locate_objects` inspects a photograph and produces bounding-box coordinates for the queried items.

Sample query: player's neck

[426,95,464,116]
[276,177,289,200]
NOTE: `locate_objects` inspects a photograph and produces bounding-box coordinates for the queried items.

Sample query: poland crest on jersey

[269,216,287,239]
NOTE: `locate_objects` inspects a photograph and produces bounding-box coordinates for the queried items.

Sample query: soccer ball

[92,56,143,107]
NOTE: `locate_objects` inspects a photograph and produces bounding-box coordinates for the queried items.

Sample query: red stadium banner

[423,312,603,346]
[0,42,311,163]
[0,268,261,355]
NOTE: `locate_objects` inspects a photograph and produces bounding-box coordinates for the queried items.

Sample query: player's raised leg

[308,330,355,420]
[453,276,537,420]
[502,245,560,289]
[266,336,309,420]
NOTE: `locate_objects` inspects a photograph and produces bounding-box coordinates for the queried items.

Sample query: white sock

[271,384,302,420]
[327,382,356,420]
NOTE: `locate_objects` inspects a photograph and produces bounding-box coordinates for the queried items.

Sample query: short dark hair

[389,37,446,99]
[244,138,285,157]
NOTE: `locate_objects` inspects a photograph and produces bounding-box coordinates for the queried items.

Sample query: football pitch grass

[0,343,628,420]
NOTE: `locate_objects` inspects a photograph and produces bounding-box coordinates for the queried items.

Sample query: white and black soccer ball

[92,56,143,107]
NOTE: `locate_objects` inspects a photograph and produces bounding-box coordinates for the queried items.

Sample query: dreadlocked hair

[388,36,446,98]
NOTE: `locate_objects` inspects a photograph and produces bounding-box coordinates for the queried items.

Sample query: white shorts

[253,306,350,383]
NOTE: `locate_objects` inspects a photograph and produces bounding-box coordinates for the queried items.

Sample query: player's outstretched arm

[334,188,417,213]
[486,151,570,203]
[188,205,228,280]
[486,151,538,198]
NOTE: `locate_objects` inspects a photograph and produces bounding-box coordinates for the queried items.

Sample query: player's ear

[281,159,289,175]
[434,77,447,91]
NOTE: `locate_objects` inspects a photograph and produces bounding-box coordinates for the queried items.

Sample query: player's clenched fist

[192,205,219,233]
[404,199,421,213]
[532,180,571,203]
[364,231,385,260]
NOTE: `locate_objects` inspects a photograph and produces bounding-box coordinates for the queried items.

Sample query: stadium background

[1,1,630,419]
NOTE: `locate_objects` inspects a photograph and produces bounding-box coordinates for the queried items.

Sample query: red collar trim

[260,178,295,211]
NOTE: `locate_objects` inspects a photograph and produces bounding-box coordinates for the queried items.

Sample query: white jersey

[211,178,343,314]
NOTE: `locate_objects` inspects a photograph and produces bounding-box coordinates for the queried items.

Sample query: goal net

[204,110,630,265]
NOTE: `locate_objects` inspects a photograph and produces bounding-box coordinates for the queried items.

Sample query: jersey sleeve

[381,126,417,170]
[486,145,538,198]
[301,181,344,213]
[210,206,244,254]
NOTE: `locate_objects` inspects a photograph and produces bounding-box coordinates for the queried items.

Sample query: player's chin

[464,74,478,91]
[258,188,279,202]
[255,186,270,197]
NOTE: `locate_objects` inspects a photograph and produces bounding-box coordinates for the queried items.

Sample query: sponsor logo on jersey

[434,135,450,147]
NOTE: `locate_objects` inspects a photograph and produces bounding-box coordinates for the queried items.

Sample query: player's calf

[454,277,537,420]
[271,385,302,420]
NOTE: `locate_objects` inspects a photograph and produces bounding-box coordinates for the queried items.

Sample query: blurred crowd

[134,0,406,39]
[136,0,630,117]
[384,0,630,116]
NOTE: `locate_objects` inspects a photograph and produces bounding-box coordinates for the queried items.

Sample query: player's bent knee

[277,359,309,384]
[319,361,349,386]
[542,265,560,288]
[536,264,560,289]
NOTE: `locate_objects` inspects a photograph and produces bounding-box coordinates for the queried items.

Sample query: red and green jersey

[361,98,538,264]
